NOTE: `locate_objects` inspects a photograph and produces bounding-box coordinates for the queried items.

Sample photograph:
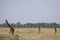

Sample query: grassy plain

[0,28,60,40]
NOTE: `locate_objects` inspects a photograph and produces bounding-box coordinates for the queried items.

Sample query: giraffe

[38,26,41,34]
[53,25,57,34]
[5,20,15,36]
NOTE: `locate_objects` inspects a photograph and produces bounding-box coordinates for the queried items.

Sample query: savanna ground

[0,28,60,40]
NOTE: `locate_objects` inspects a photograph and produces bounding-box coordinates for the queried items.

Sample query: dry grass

[0,28,60,40]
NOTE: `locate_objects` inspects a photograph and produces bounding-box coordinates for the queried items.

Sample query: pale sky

[0,0,60,24]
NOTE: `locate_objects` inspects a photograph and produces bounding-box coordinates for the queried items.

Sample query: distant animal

[38,26,40,33]
[5,20,15,36]
[54,26,57,34]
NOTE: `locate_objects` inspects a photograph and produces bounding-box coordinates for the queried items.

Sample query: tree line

[0,22,60,28]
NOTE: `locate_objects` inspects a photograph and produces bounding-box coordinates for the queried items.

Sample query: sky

[0,0,60,24]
